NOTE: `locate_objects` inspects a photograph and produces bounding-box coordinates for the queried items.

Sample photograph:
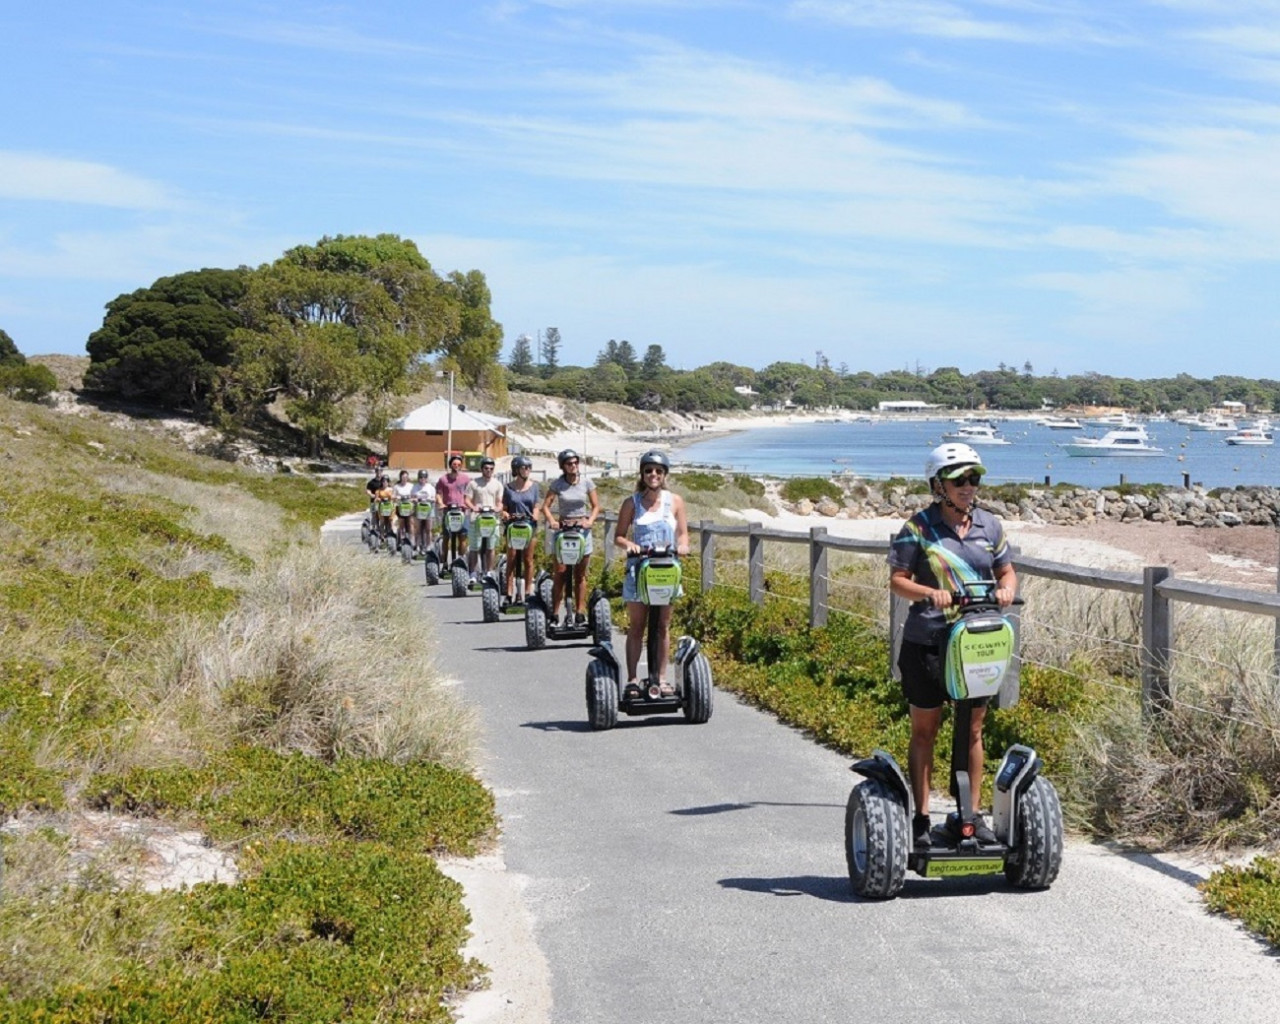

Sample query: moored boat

[1224,426,1274,446]
[941,423,1012,445]
[1061,423,1165,457]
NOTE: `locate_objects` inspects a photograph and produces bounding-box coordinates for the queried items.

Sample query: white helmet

[925,443,986,481]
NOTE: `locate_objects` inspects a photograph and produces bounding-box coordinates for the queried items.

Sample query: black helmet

[557,448,580,468]
[448,452,463,466]
[481,456,495,467]
[511,455,532,471]
[639,449,671,472]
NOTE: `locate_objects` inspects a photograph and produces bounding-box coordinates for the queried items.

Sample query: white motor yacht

[1224,425,1274,446]
[1061,423,1165,457]
[1037,416,1082,430]
[941,423,1011,445]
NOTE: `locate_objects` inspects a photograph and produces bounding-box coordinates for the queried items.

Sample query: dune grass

[0,396,493,1022]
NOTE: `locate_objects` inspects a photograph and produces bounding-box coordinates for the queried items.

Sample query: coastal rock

[828,481,1280,530]
[794,498,814,516]
[815,496,840,517]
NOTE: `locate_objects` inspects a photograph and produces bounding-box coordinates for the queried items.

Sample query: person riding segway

[584,450,713,729]
[526,449,609,648]
[433,453,471,596]
[843,443,1062,898]
[494,455,540,618]
[467,456,504,596]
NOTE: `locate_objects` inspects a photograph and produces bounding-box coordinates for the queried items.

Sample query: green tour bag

[943,609,1016,701]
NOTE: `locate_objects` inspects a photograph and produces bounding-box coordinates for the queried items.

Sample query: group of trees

[505,339,1280,416]
[0,329,57,402]
[507,336,751,412]
[84,234,504,453]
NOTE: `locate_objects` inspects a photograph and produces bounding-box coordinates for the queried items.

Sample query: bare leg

[967,704,988,810]
[625,602,647,681]
[907,705,943,815]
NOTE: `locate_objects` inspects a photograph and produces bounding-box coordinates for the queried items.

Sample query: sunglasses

[947,473,983,487]
[642,466,667,475]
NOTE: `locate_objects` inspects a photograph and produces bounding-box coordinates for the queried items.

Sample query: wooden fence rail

[599,511,1280,717]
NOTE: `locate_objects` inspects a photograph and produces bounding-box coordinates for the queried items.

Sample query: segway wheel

[496,554,508,595]
[360,521,371,545]
[451,565,469,597]
[424,558,440,585]
[590,596,612,645]
[1004,775,1064,890]
[845,779,909,900]
[401,539,413,564]
[482,586,500,623]
[585,658,619,731]
[525,604,547,649]
[386,535,399,557]
[681,651,714,724]
[539,576,554,608]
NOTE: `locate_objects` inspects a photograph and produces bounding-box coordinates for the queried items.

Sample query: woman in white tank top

[613,450,690,693]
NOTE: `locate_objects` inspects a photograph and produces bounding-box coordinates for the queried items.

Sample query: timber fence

[599,511,1280,724]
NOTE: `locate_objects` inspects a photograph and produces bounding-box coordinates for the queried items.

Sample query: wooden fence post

[700,520,715,593]
[1142,565,1173,716]
[748,522,765,605]
[810,526,828,629]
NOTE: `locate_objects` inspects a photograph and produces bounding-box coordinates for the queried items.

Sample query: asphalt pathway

[334,521,1276,1024]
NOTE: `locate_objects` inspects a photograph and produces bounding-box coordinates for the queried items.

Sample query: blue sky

[3,1,1279,378]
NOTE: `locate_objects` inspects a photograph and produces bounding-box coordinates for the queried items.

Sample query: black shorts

[898,640,991,711]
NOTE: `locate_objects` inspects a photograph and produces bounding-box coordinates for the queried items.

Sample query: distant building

[877,400,936,412]
[386,398,511,471]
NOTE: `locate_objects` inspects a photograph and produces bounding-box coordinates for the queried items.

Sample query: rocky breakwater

[791,484,1280,529]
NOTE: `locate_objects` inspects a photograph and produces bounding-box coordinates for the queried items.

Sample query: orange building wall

[387,429,508,472]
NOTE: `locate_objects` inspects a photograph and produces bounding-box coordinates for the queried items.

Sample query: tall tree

[508,334,535,376]
[226,235,461,453]
[541,327,561,377]
[640,344,667,379]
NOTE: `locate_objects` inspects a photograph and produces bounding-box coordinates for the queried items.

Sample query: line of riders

[362,446,692,692]
[360,441,1063,897]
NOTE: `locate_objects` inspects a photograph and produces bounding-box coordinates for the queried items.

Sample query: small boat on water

[1190,416,1237,432]
[1061,423,1165,458]
[1037,416,1082,430]
[941,423,1012,445]
[1224,426,1274,446]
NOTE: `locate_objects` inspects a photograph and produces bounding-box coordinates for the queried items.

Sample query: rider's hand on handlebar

[928,588,953,609]
[994,587,1015,608]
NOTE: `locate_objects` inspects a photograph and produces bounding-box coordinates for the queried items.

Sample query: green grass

[779,476,843,503]
[0,395,494,1020]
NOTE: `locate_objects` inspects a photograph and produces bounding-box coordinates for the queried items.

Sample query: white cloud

[0,153,182,210]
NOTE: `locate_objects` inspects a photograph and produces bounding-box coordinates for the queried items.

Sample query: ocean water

[673,418,1280,491]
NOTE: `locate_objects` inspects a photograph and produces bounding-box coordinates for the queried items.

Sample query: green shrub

[732,474,765,497]
[0,362,57,402]
[89,746,497,854]
[779,476,842,503]
[678,471,725,492]
[1202,856,1280,947]
[0,839,478,1023]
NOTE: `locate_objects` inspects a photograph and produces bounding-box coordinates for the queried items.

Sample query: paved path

[329,519,1276,1024]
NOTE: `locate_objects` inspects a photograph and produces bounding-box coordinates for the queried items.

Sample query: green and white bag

[943,610,1016,701]
[636,556,682,606]
[555,529,584,566]
[506,520,534,551]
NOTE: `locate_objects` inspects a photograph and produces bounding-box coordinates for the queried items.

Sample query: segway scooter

[432,505,469,597]
[370,496,396,554]
[483,513,535,622]
[396,495,416,563]
[844,582,1062,899]
[584,546,713,730]
[471,505,500,597]
[413,497,434,563]
[524,521,609,649]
